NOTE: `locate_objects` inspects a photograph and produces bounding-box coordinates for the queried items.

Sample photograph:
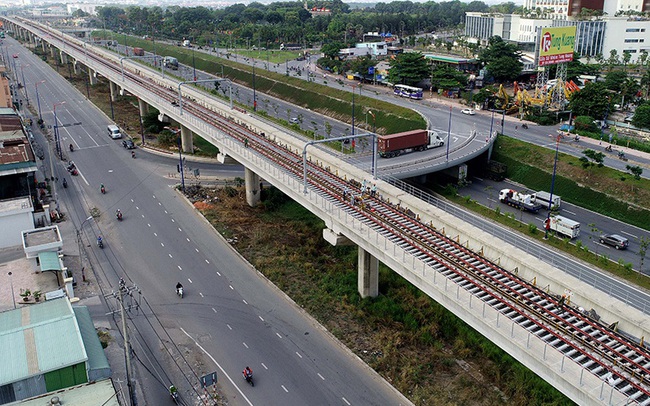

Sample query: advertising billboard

[538,26,576,66]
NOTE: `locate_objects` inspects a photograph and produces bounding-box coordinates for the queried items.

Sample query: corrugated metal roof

[38,251,62,272]
[0,298,87,385]
[19,379,119,406]
[73,306,110,380]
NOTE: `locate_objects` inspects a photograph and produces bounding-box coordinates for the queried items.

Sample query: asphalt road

[5,36,410,406]
[459,177,650,273]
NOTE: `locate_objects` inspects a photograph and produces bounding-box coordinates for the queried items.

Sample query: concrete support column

[180,125,194,154]
[110,81,118,102]
[244,167,261,207]
[138,98,149,116]
[358,247,379,298]
[60,51,67,65]
[50,46,56,58]
[89,68,97,85]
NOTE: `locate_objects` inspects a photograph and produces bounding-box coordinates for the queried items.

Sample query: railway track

[17,19,650,404]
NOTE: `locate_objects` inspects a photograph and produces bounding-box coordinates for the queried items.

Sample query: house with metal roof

[0,297,111,404]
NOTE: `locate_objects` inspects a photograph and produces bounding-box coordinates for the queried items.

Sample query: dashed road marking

[281,385,288,393]
[296,352,302,359]
[169,253,173,258]
[620,230,638,238]
[178,227,182,232]
[153,233,158,237]
[195,248,199,252]
[188,278,193,283]
[164,210,168,214]
[276,332,282,339]
[212,308,217,313]
[178,265,182,271]
[205,259,210,264]
[342,397,351,405]
[216,271,221,276]
[147,223,151,227]
[261,363,268,370]
[227,324,232,330]
[171,219,175,223]
[136,206,139,210]
[243,342,249,349]
[229,285,234,290]
[161,242,165,247]
[259,316,264,322]
[243,299,248,305]
[199,292,204,297]
[317,373,324,380]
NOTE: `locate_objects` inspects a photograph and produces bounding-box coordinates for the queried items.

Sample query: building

[339,42,388,59]
[66,4,101,16]
[0,66,10,109]
[0,298,112,404]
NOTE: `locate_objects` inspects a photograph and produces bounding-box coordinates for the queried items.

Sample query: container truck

[532,191,561,209]
[133,47,145,56]
[544,215,580,239]
[378,130,444,158]
[498,189,543,213]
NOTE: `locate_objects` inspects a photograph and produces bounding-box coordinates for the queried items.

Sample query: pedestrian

[343,186,349,201]
[244,138,249,148]
[371,184,377,198]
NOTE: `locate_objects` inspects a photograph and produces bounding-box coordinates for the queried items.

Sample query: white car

[461,108,475,115]
[289,117,300,124]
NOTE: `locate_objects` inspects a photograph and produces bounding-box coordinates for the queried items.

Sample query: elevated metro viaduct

[6,18,650,404]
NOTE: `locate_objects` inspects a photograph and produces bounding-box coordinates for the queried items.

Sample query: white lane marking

[216,271,221,276]
[276,332,282,339]
[161,242,165,247]
[212,308,217,313]
[205,259,210,264]
[158,202,162,206]
[195,248,199,252]
[171,219,175,222]
[169,253,173,258]
[153,195,156,199]
[131,199,134,202]
[141,214,145,218]
[243,299,248,305]
[188,279,193,283]
[317,373,324,380]
[620,230,638,238]
[229,285,234,290]
[243,342,249,349]
[164,210,168,214]
[186,238,190,242]
[178,265,182,271]
[296,352,302,359]
[199,292,204,297]
[136,206,139,210]
[78,170,90,185]
[261,363,268,370]
[147,223,151,227]
[563,209,577,215]
[281,385,288,393]
[227,324,232,330]
[178,227,182,232]
[180,328,253,406]
[342,397,351,405]
[153,233,158,237]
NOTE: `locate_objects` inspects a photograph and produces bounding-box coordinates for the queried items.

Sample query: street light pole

[351,85,356,136]
[192,47,197,81]
[20,64,29,106]
[544,134,561,239]
[252,61,256,111]
[8,272,16,309]
[53,101,66,160]
[35,80,45,122]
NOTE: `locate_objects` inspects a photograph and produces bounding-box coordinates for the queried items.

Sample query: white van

[107,125,122,139]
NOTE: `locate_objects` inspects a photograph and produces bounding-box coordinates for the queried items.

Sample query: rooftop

[22,226,62,248]
[0,297,87,386]
[19,379,118,406]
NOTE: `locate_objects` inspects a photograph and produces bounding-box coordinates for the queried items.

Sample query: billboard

[538,26,576,66]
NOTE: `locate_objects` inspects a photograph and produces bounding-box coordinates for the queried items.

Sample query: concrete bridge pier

[60,51,67,65]
[244,168,261,207]
[89,68,97,85]
[110,81,118,102]
[358,247,379,298]
[138,98,149,116]
[50,46,56,58]
[72,60,79,75]
[180,125,194,154]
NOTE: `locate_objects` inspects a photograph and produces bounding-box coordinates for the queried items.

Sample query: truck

[498,189,543,213]
[531,191,561,209]
[377,130,444,158]
[133,47,145,56]
[163,56,178,70]
[544,215,580,239]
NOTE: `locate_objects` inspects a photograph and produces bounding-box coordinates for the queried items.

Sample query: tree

[321,43,343,60]
[478,36,522,83]
[631,102,650,129]
[350,56,376,77]
[430,64,468,90]
[387,52,429,86]
[625,164,644,180]
[569,82,610,118]
[604,70,628,92]
[581,149,605,168]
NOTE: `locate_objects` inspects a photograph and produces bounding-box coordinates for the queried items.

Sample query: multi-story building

[0,66,10,109]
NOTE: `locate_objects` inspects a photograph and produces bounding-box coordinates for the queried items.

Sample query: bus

[393,84,423,100]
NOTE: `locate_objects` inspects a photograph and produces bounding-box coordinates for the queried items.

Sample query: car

[122,139,135,149]
[289,117,300,124]
[461,108,475,115]
[599,234,629,250]
[12,54,18,58]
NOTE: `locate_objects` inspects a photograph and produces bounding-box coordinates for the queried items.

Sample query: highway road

[459,177,650,273]
[5,36,411,406]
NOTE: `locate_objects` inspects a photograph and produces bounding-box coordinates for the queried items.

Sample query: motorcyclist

[169,385,178,398]
[97,236,103,247]
[131,150,136,158]
[116,209,122,220]
[69,143,74,152]
[62,178,67,188]
[243,366,253,380]
[100,183,105,194]
[176,282,183,295]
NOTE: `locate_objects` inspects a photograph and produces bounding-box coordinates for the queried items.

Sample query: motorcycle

[131,151,136,159]
[244,373,254,387]
[169,386,179,404]
[116,211,123,221]
[67,162,79,176]
[62,178,67,188]
[176,287,184,298]
[521,123,528,129]
[100,185,106,194]
[97,238,104,249]
[69,144,74,152]
[618,152,628,161]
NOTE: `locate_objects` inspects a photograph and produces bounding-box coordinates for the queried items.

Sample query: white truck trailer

[544,215,580,239]
[532,191,561,210]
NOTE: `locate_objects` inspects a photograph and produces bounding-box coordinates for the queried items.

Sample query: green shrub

[528,223,538,234]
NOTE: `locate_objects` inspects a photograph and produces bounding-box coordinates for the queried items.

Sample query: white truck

[532,191,561,210]
[544,215,580,239]
[498,189,543,213]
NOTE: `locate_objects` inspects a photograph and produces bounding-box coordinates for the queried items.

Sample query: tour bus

[393,84,423,100]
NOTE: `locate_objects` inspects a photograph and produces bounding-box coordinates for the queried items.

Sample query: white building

[339,42,388,59]
[66,3,101,16]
